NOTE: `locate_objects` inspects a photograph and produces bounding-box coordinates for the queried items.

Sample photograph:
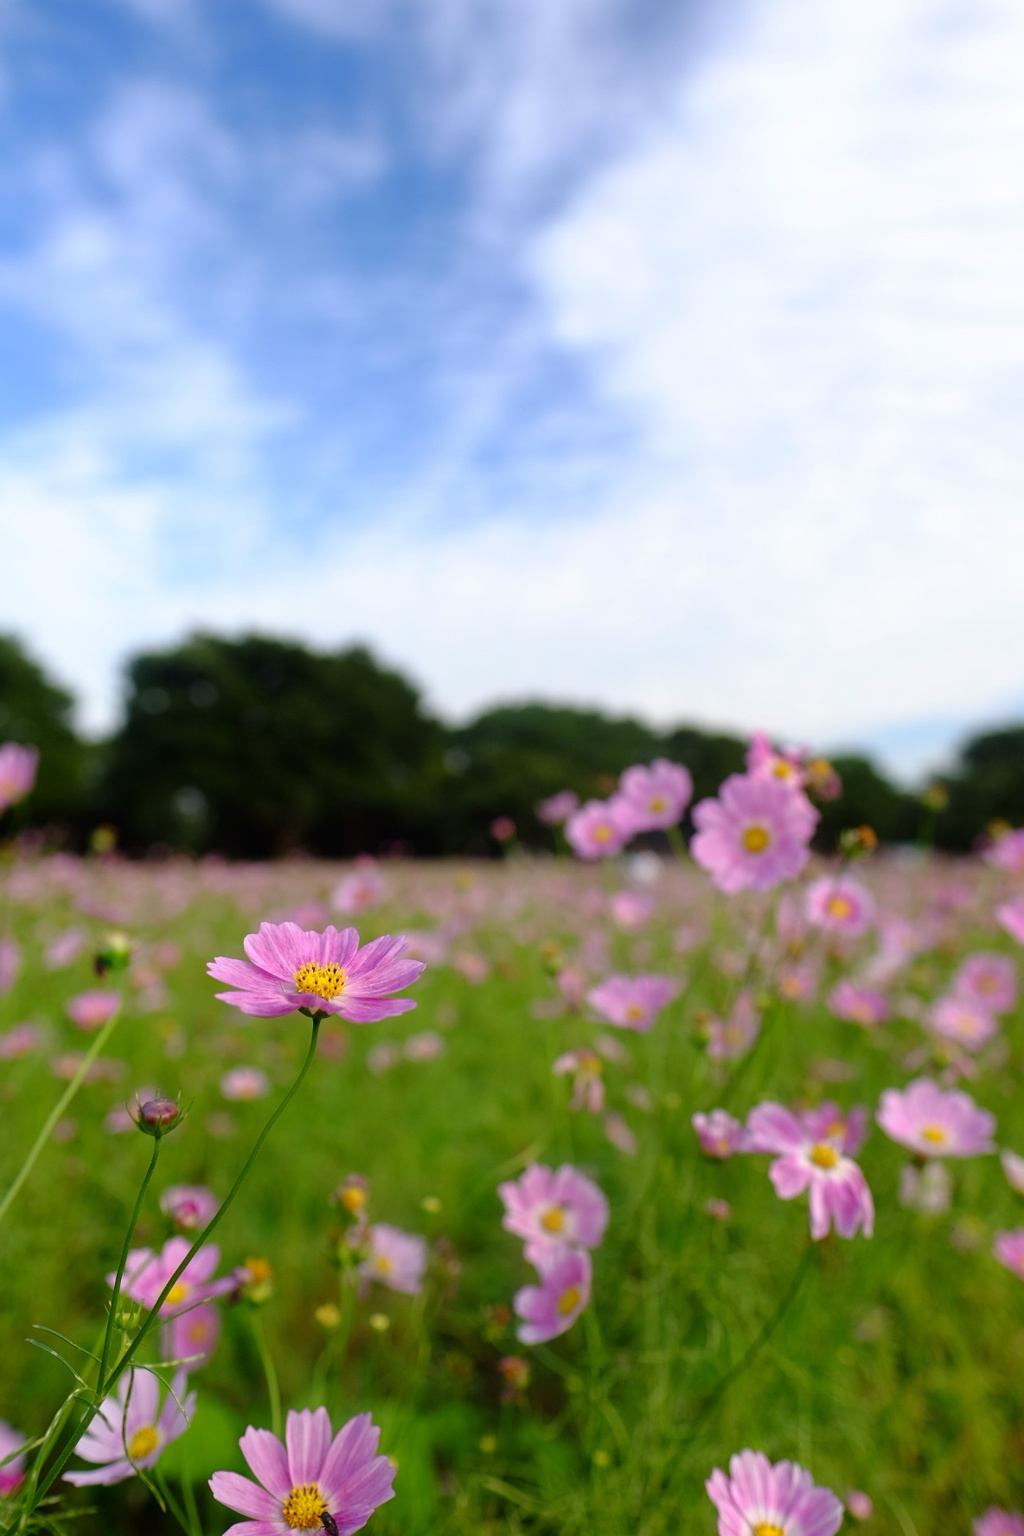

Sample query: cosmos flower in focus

[706,1449,843,1536]
[691,774,818,894]
[209,1408,395,1536]
[208,923,424,1021]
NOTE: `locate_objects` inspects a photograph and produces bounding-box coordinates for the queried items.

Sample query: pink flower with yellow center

[691,773,818,894]
[805,875,875,938]
[876,1078,996,1158]
[499,1163,609,1265]
[113,1236,237,1317]
[586,974,678,1032]
[993,1230,1024,1282]
[616,758,693,831]
[208,922,424,1021]
[209,1407,395,1535]
[953,952,1017,1015]
[706,1449,843,1536]
[162,1302,222,1371]
[513,1245,592,1344]
[358,1223,427,1295]
[926,995,999,1051]
[565,798,636,860]
[744,1103,874,1240]
[0,742,38,811]
[64,1368,194,1486]
[692,1109,746,1159]
[826,981,890,1028]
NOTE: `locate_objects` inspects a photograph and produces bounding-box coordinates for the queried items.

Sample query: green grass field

[1,852,1022,1534]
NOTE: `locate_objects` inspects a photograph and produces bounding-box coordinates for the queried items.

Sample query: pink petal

[285,1407,332,1486]
[318,1415,379,1503]
[64,1458,135,1486]
[243,923,310,980]
[221,1523,289,1536]
[210,1472,282,1521]
[239,1427,291,1497]
[215,990,295,1017]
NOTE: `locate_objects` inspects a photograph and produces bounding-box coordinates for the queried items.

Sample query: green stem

[96,1135,163,1397]
[665,823,687,860]
[250,1310,282,1439]
[0,1008,123,1228]
[30,1017,322,1510]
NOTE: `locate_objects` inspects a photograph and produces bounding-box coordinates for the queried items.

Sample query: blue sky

[2,0,1024,781]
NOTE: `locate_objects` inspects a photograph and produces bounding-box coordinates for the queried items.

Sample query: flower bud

[921,781,948,812]
[112,1296,145,1333]
[136,1098,182,1138]
[332,1174,369,1221]
[839,825,878,859]
[94,931,132,977]
[237,1256,274,1305]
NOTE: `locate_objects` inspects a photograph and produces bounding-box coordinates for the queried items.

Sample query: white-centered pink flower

[876,1079,996,1158]
[745,1103,874,1240]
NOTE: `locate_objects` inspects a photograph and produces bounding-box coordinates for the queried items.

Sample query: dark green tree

[937,726,1024,851]
[0,635,88,831]
[95,634,442,857]
[811,754,918,850]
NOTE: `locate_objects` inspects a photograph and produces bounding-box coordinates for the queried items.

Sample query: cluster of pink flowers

[499,1163,608,1343]
[565,758,692,859]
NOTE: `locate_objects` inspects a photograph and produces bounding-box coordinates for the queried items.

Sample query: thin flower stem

[0,1009,122,1228]
[665,823,687,860]
[96,1135,163,1398]
[28,1017,322,1511]
[250,1310,282,1439]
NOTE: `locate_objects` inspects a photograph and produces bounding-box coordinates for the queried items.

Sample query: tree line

[0,630,1019,858]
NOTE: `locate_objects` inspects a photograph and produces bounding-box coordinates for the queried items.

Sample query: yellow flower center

[282,1482,329,1530]
[742,824,771,854]
[921,1125,946,1144]
[826,896,853,919]
[541,1207,566,1234]
[127,1425,159,1461]
[374,1254,394,1275]
[625,1004,644,1020]
[166,1282,190,1306]
[593,825,612,842]
[810,1143,839,1169]
[557,1286,582,1316]
[293,961,346,999]
[753,1525,786,1536]
[649,796,667,811]
[772,762,793,779]
[340,1186,366,1213]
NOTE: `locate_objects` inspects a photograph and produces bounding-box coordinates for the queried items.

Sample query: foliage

[0,635,89,832]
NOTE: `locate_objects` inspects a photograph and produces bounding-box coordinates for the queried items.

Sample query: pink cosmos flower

[953,952,1017,1015]
[608,890,654,930]
[706,1448,843,1536]
[993,1230,1024,1281]
[209,1407,395,1536]
[876,1079,996,1158]
[564,798,635,860]
[64,1368,194,1487]
[0,1422,25,1497]
[552,1048,604,1113]
[617,758,693,831]
[0,1023,40,1060]
[926,995,999,1051]
[332,861,387,915]
[1001,1149,1024,1194]
[744,1104,874,1240]
[65,990,121,1031]
[985,827,1024,871]
[0,742,39,810]
[691,773,818,894]
[221,1066,271,1101]
[160,1184,220,1231]
[114,1236,237,1317]
[827,981,890,1028]
[555,966,588,1011]
[847,1492,874,1522]
[798,1102,868,1157]
[778,961,817,1003]
[359,1223,427,1295]
[0,939,20,995]
[706,991,760,1060]
[536,790,579,826]
[996,898,1024,945]
[805,875,875,938]
[499,1163,609,1264]
[976,1512,1024,1536]
[587,974,678,1032]
[162,1302,222,1371]
[692,1109,746,1159]
[513,1245,592,1344]
[208,922,424,1021]
[746,731,809,789]
[44,928,86,970]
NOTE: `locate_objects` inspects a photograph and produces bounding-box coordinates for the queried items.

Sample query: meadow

[1,822,1024,1534]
